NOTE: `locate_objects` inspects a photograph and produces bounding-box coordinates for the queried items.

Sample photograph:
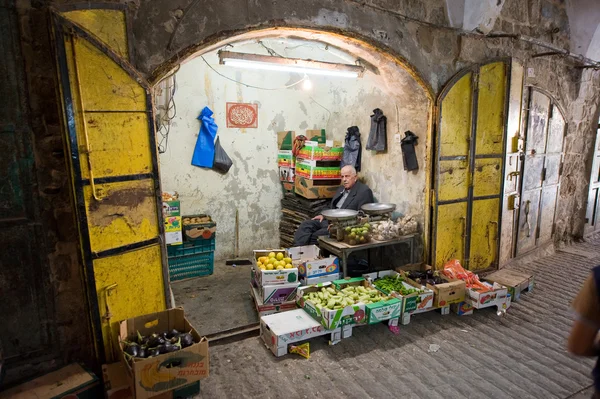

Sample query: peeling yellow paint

[56,10,166,362]
[95,245,165,362]
[63,9,129,59]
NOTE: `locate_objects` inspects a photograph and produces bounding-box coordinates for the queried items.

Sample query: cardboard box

[260,309,341,357]
[258,281,300,304]
[252,249,298,285]
[296,159,341,179]
[305,129,327,144]
[162,200,181,217]
[165,216,183,245]
[400,270,465,308]
[0,363,102,399]
[451,301,474,316]
[118,308,209,399]
[295,175,341,199]
[363,270,434,314]
[289,245,339,278]
[252,267,299,286]
[296,282,367,329]
[250,284,297,317]
[332,277,402,325]
[102,362,200,399]
[483,269,534,301]
[277,131,295,150]
[466,282,508,310]
[300,272,341,286]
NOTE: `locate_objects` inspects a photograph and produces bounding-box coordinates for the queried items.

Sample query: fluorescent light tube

[218,51,364,78]
[223,59,359,78]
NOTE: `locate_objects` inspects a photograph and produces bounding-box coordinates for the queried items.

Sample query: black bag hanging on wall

[342,126,362,172]
[401,130,419,171]
[212,137,233,174]
[366,108,387,151]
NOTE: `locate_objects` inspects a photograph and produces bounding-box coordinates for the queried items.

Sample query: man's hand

[312,215,324,222]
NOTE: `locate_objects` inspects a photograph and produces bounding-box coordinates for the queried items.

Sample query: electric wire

[200,55,308,90]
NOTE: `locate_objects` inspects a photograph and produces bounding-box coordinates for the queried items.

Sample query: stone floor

[172,261,256,337]
[180,240,600,399]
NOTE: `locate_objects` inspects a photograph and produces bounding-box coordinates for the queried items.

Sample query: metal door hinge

[541,167,547,181]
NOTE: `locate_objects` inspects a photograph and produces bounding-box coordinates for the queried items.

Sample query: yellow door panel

[434,202,468,269]
[54,12,167,363]
[79,112,153,179]
[95,245,166,361]
[438,160,469,202]
[71,38,146,111]
[434,61,508,270]
[473,158,502,197]
[62,9,128,58]
[440,72,472,157]
[475,62,506,155]
[84,179,159,253]
[469,198,500,270]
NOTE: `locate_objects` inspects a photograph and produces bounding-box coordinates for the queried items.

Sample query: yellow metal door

[52,9,167,363]
[433,61,508,271]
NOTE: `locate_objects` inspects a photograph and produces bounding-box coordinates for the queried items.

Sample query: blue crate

[168,251,214,281]
[167,237,215,257]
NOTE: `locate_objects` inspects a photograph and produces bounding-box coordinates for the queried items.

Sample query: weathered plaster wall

[159,38,430,259]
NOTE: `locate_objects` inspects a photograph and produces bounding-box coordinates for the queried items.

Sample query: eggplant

[179,333,194,348]
[166,329,180,339]
[148,334,166,348]
[147,348,160,357]
[169,336,180,345]
[157,343,180,354]
[125,343,140,357]
[136,347,147,358]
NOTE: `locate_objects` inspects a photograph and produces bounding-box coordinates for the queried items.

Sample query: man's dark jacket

[330,181,374,210]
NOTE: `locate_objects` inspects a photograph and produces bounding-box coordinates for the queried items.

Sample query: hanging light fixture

[218,50,365,78]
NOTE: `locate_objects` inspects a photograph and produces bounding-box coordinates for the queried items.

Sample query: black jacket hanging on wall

[366,108,387,151]
[401,130,419,171]
[342,126,362,172]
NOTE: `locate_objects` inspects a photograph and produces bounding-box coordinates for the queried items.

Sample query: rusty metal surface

[517,88,565,255]
[196,241,600,399]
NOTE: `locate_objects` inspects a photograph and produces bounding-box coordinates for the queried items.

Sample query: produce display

[302,285,390,310]
[182,215,212,225]
[405,270,445,286]
[373,275,424,296]
[371,215,419,241]
[342,223,372,245]
[121,329,196,361]
[257,252,294,270]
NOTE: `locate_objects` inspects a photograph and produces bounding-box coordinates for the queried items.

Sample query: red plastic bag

[441,259,489,292]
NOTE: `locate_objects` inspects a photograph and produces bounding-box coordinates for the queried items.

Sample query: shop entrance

[52,7,434,356]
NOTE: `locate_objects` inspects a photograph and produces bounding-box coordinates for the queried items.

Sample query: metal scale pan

[361,203,396,216]
[321,209,359,222]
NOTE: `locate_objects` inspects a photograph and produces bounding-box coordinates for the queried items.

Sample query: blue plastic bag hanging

[191,106,218,168]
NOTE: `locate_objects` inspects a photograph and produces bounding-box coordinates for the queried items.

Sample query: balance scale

[321,203,396,241]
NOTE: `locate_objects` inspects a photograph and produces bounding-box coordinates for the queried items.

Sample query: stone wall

[6,0,600,367]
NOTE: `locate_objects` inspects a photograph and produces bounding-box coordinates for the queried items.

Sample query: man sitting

[293,165,374,246]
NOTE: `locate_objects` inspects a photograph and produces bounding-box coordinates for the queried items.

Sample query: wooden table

[317,234,417,277]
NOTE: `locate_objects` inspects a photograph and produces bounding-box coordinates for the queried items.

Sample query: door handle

[461,216,467,262]
[489,221,499,263]
[523,200,531,237]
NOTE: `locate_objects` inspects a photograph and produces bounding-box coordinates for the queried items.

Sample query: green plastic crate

[167,237,215,257]
[168,251,214,281]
